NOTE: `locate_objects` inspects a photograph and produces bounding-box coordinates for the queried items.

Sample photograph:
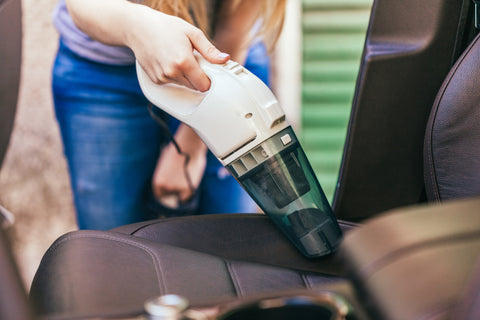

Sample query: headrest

[424,33,480,201]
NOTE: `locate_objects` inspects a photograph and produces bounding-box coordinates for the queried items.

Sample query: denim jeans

[53,40,268,230]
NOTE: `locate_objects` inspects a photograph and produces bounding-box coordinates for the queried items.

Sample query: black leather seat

[27,0,480,319]
[0,1,32,320]
[30,215,357,318]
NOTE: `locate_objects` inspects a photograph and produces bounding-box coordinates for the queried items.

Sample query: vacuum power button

[281,134,292,145]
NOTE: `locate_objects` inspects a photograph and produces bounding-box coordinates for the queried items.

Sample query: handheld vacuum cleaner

[136,57,342,258]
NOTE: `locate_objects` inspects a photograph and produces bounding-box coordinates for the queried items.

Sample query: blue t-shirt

[52,0,138,65]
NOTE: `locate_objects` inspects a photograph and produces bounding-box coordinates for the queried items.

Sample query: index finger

[180,55,211,92]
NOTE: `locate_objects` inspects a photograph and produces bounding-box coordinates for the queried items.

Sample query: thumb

[187,28,230,64]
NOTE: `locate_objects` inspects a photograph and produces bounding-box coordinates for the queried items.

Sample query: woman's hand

[66,0,230,91]
[126,5,230,91]
[152,124,208,204]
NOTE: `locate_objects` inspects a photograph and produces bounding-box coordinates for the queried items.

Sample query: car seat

[23,0,480,319]
[0,0,21,169]
[0,1,32,320]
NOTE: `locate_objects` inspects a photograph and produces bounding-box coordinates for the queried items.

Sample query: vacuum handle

[136,56,214,122]
[137,53,287,161]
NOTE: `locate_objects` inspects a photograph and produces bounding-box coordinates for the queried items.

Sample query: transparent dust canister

[226,127,343,257]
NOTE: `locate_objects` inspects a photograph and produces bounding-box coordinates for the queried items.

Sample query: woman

[52,0,286,230]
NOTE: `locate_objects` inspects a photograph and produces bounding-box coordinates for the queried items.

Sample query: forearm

[174,1,264,156]
[66,0,229,91]
[65,0,142,47]
[153,124,207,202]
[174,124,208,158]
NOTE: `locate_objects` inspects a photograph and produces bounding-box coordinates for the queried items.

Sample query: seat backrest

[341,12,480,320]
[424,33,480,201]
[332,0,474,221]
[0,0,22,169]
[0,1,32,320]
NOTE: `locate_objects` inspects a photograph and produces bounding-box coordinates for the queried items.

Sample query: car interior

[2,0,480,319]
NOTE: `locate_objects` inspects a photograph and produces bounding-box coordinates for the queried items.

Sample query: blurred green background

[301,0,372,201]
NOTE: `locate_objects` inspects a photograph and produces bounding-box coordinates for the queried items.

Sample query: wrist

[174,125,208,157]
[122,2,151,49]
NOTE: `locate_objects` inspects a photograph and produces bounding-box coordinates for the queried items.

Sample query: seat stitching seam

[301,273,312,289]
[425,34,480,201]
[47,232,168,294]
[361,231,480,277]
[225,261,243,297]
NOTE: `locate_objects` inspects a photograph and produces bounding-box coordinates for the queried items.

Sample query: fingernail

[217,52,230,59]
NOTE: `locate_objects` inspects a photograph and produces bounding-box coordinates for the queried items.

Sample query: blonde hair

[143,0,210,34]
[143,0,286,51]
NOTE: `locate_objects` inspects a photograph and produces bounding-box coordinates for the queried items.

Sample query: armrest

[340,197,480,320]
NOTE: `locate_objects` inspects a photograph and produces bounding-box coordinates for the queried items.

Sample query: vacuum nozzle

[226,127,342,257]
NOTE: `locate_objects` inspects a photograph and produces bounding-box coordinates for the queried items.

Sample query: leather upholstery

[341,198,480,320]
[0,1,31,320]
[112,214,358,274]
[0,0,22,169]
[0,228,34,320]
[454,256,480,320]
[339,30,480,320]
[424,33,480,201]
[30,225,344,319]
[333,0,472,221]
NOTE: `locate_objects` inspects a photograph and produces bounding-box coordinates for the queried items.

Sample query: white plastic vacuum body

[136,58,342,257]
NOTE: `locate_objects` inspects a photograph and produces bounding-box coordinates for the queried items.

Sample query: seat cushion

[112,213,357,274]
[30,229,342,319]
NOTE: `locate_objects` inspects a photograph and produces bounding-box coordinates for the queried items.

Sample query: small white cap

[144,294,189,319]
